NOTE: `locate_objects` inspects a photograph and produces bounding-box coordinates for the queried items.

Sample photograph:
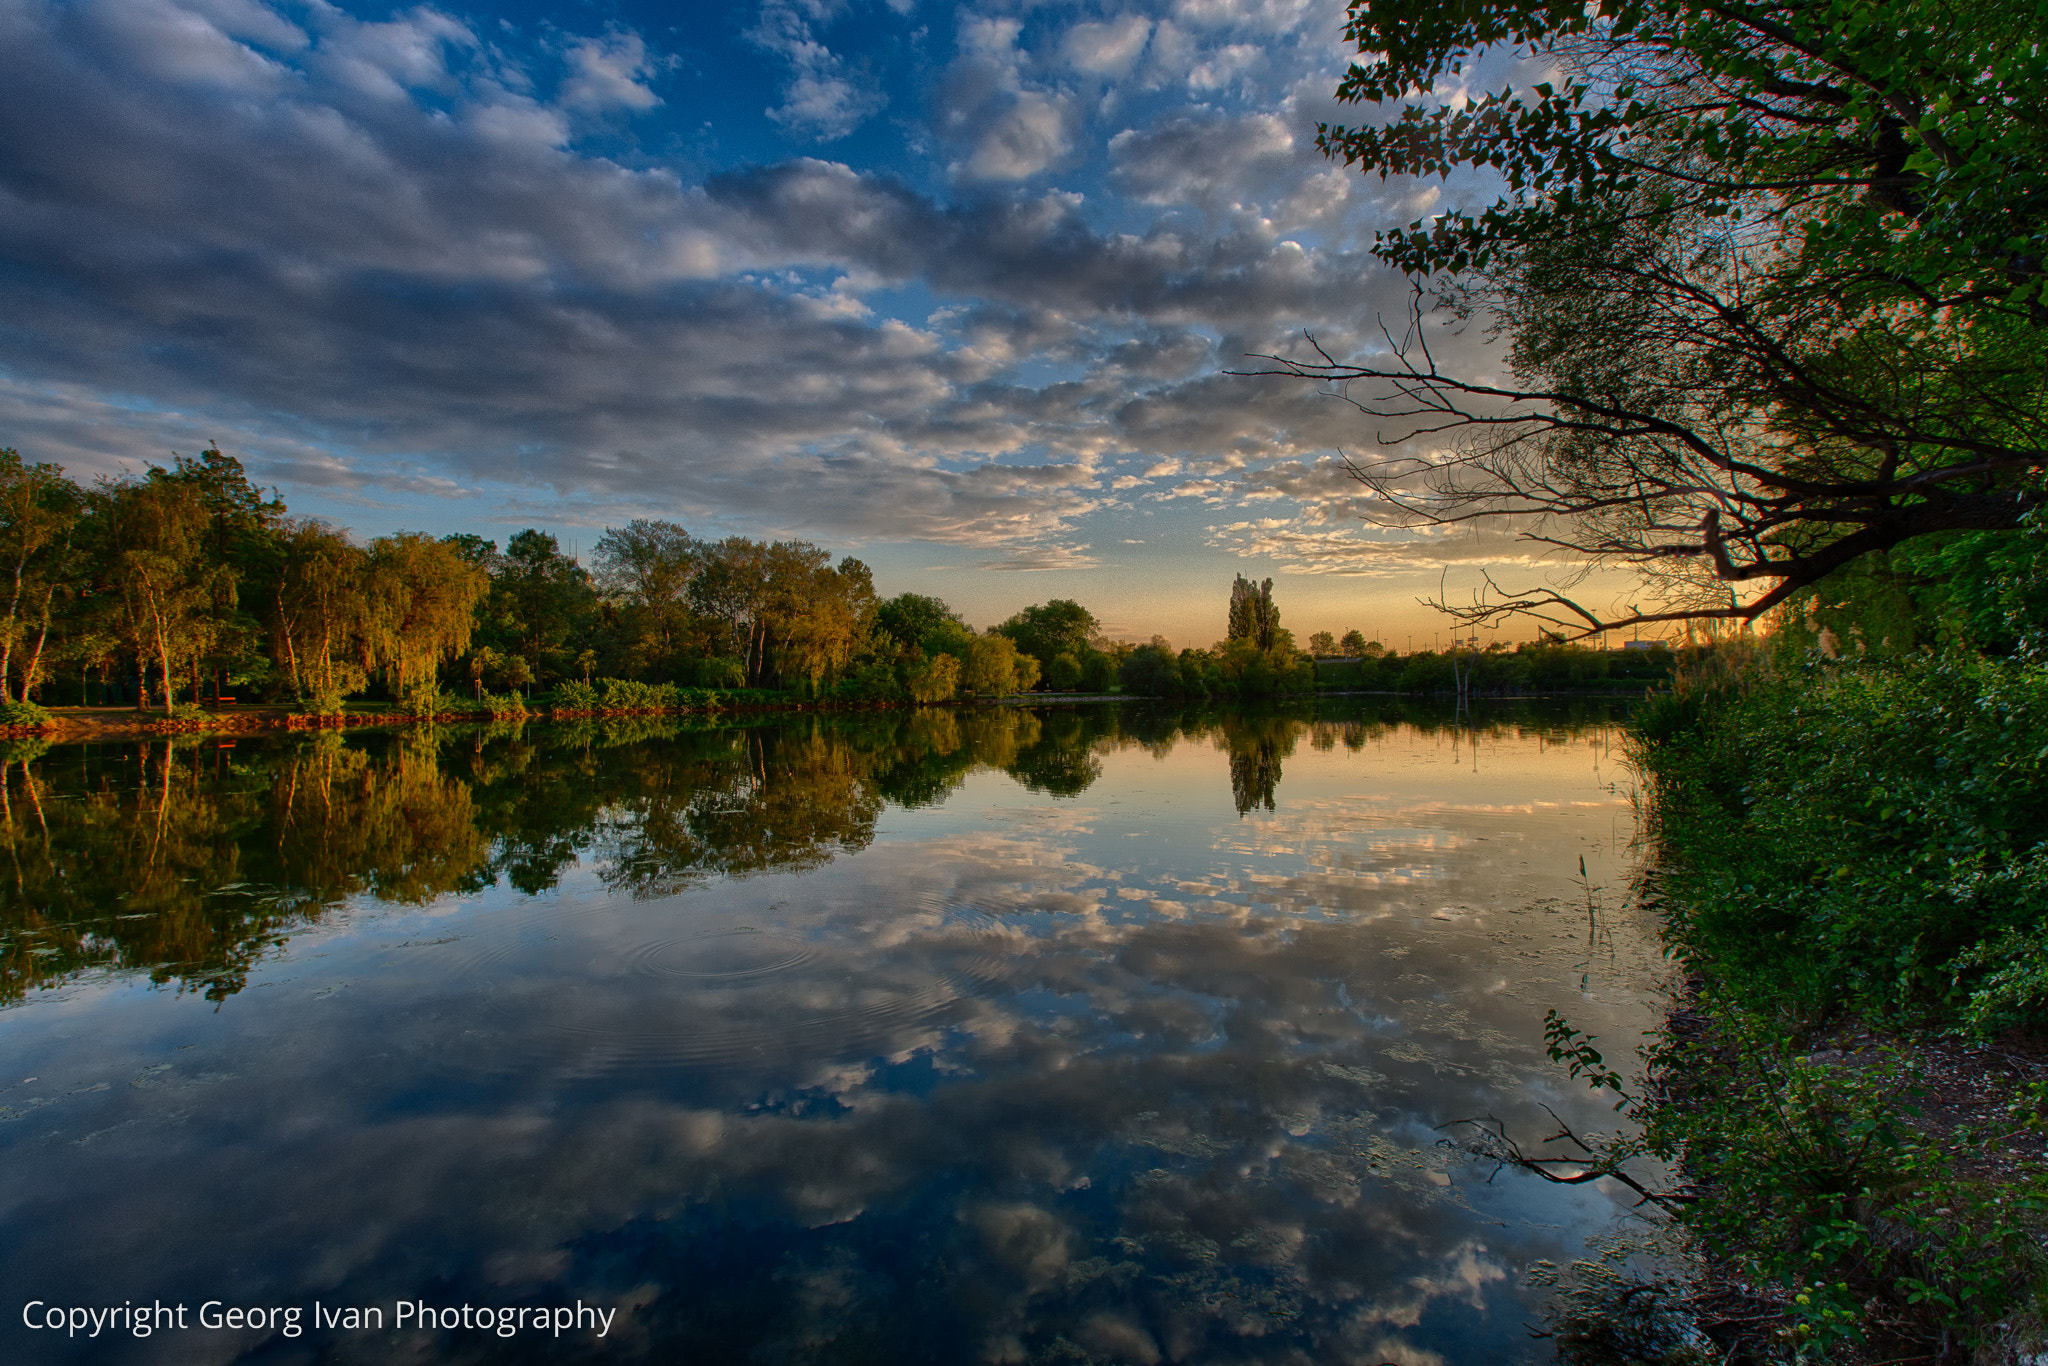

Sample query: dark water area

[0,699,1667,1365]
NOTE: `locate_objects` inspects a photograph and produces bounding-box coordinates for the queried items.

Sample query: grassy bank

[1585,651,2048,1362]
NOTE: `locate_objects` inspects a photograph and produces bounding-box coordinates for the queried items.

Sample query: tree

[903,651,961,703]
[362,534,489,700]
[962,634,1040,697]
[0,450,82,702]
[1255,0,2048,637]
[1119,641,1184,696]
[1227,576,1280,650]
[90,474,223,709]
[995,600,1098,685]
[591,519,697,678]
[488,530,595,684]
[271,518,368,709]
[1339,629,1371,658]
[688,538,773,684]
[1308,630,1338,656]
[159,448,285,700]
[771,551,875,694]
[874,593,967,653]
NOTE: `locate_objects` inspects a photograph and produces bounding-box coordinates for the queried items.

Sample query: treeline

[0,447,895,715]
[0,452,1355,717]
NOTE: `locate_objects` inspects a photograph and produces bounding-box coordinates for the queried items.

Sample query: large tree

[1257,0,2048,635]
[592,519,699,679]
[361,534,490,702]
[0,449,82,702]
[995,600,1098,684]
[90,474,223,709]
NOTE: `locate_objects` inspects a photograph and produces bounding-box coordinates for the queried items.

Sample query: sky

[0,0,1624,648]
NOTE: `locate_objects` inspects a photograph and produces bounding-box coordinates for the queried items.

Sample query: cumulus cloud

[559,31,661,112]
[1109,109,1295,209]
[0,0,1487,559]
[1059,15,1151,75]
[748,0,885,141]
[939,16,1075,181]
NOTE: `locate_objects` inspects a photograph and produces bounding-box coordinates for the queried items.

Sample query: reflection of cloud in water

[0,702,1664,1365]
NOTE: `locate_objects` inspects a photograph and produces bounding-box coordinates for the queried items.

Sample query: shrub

[401,684,443,719]
[476,690,529,718]
[1633,653,2048,1024]
[551,679,600,711]
[0,699,55,728]
[598,678,681,711]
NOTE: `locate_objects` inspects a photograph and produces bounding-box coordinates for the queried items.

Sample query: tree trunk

[21,582,55,705]
[0,550,27,704]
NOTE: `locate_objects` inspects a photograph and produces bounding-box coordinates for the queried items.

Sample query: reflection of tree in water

[0,732,487,1004]
[1220,711,1298,815]
[0,697,1635,1004]
[597,725,884,898]
[1001,709,1104,797]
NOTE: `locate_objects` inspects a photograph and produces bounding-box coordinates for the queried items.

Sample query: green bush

[305,688,347,718]
[598,678,680,710]
[0,699,55,728]
[400,684,443,719]
[475,690,529,718]
[1633,654,2048,1025]
[551,679,600,710]
[1633,1009,2048,1355]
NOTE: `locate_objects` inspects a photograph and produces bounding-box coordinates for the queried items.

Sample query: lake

[0,699,1668,1364]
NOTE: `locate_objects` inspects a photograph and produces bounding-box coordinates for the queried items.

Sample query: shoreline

[0,688,1657,744]
[0,694,1141,743]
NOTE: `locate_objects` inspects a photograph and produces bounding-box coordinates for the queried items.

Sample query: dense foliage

[1637,654,2048,1028]
[1272,0,2048,636]
[1594,511,2048,1358]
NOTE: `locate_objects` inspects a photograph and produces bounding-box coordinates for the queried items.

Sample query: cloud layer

[0,0,1525,580]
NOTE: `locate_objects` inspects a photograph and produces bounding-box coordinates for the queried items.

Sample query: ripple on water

[627,928,813,980]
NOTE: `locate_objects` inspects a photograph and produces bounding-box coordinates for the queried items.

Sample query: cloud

[1109,110,1295,209]
[1059,15,1151,76]
[975,541,1102,571]
[939,17,1075,181]
[559,31,661,113]
[747,0,885,141]
[1206,520,1582,576]
[0,0,1476,557]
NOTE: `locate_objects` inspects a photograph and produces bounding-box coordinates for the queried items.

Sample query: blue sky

[0,0,1602,646]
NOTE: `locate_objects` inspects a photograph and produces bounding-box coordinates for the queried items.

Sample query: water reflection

[0,699,1656,1365]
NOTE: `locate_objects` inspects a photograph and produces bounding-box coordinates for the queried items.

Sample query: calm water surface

[0,700,1666,1364]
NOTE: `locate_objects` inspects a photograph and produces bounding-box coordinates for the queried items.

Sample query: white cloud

[748,0,885,141]
[559,32,660,113]
[1060,16,1151,75]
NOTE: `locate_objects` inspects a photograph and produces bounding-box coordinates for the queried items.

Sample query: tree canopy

[1259,0,2048,636]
